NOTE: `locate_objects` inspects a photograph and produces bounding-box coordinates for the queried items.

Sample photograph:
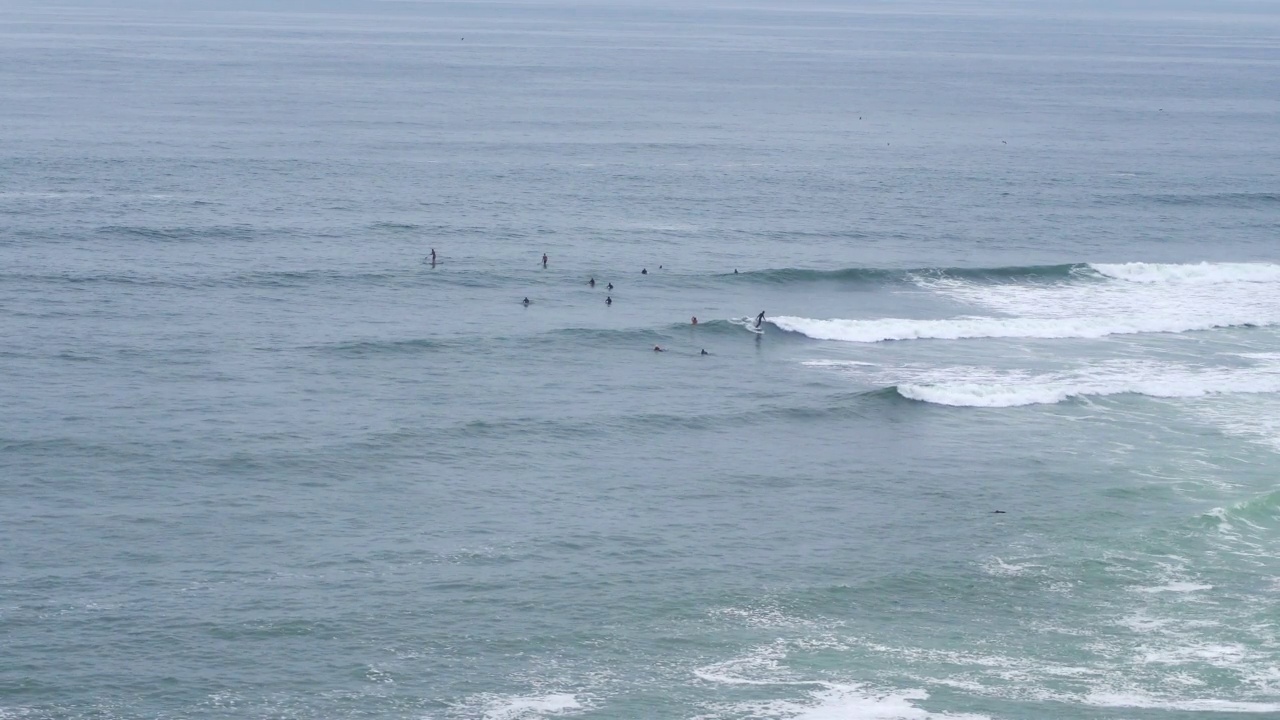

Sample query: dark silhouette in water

[589,277,595,287]
[701,349,709,355]
[542,253,548,268]
[606,296,612,306]
[653,345,664,352]
[641,268,647,275]
[691,316,697,325]
[607,283,613,290]
[755,311,765,328]
[522,297,530,306]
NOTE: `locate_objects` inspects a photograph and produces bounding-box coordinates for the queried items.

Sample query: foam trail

[482,693,581,720]
[712,684,991,720]
[730,316,765,334]
[770,314,1272,343]
[1089,262,1280,284]
[1084,692,1280,713]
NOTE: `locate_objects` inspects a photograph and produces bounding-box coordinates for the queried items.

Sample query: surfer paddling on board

[754,311,765,329]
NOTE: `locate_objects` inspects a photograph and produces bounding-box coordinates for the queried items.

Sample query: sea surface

[3,1,1280,718]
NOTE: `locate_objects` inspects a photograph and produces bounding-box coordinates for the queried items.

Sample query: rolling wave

[309,338,450,356]
[770,314,1272,343]
[97,224,262,241]
[891,363,1280,407]
[772,261,1280,343]
[6,261,1275,293]
[724,263,1082,285]
[1091,262,1280,284]
[728,261,1280,287]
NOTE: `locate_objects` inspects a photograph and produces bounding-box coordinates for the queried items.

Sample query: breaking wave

[770,314,1271,343]
[723,263,1081,285]
[725,261,1280,287]
[1091,262,1280,284]
[891,362,1280,407]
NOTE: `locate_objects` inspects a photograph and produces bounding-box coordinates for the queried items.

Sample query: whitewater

[771,262,1280,343]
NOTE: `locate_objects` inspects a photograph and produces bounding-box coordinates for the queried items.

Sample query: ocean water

[2,1,1280,718]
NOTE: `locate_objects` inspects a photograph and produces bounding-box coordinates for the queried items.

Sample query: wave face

[727,263,1081,285]
[773,262,1280,343]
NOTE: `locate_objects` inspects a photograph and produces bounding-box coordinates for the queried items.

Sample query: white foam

[731,316,765,334]
[868,260,1280,345]
[709,603,828,629]
[981,557,1041,577]
[481,694,582,720]
[1142,643,1247,665]
[1193,395,1280,454]
[710,684,991,720]
[1085,690,1280,713]
[1090,262,1280,284]
[1133,582,1214,594]
[694,644,815,687]
[777,260,1280,346]
[772,313,1273,344]
[801,360,879,368]
[892,361,1280,407]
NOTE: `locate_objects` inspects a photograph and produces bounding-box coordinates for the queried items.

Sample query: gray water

[3,1,1280,718]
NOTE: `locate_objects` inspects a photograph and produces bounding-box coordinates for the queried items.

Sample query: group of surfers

[432,249,765,354]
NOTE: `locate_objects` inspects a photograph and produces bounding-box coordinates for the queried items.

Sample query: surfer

[522,297,531,306]
[733,269,738,274]
[589,277,595,287]
[754,311,765,328]
[606,296,612,306]
[430,248,437,264]
[542,253,548,268]
[641,268,647,275]
[606,283,613,291]
[701,349,709,355]
[691,316,697,325]
[654,345,664,352]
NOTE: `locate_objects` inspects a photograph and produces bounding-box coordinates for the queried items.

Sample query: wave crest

[727,263,1081,285]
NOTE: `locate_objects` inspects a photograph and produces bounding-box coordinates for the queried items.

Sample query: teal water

[3,1,1280,718]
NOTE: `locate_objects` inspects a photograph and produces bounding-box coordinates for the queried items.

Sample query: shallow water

[3,1,1279,718]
